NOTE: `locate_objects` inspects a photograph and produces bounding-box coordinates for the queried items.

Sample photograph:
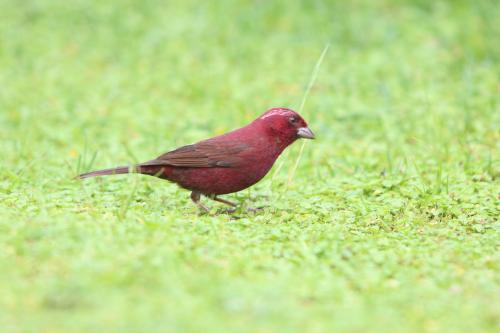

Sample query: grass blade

[286,43,330,188]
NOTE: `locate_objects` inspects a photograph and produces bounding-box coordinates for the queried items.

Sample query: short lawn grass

[0,0,498,332]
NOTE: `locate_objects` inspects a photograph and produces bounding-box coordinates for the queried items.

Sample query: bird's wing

[140,139,251,168]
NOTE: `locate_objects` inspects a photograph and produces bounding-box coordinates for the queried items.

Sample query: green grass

[0,0,499,332]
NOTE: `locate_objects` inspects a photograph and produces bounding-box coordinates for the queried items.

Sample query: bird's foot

[193,192,265,215]
[196,202,210,213]
[246,206,264,213]
[223,207,238,214]
[222,206,264,215]
[191,191,210,213]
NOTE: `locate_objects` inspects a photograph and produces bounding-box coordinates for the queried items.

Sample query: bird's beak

[297,127,315,139]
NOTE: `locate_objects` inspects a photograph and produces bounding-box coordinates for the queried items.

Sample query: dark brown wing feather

[140,140,251,168]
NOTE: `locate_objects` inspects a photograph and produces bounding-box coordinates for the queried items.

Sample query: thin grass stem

[286,43,330,188]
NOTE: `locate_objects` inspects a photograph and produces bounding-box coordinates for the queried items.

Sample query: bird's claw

[246,206,264,213]
[223,206,264,214]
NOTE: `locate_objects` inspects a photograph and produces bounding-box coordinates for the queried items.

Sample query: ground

[0,0,498,332]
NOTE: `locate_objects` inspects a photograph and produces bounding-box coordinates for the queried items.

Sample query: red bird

[79,107,315,211]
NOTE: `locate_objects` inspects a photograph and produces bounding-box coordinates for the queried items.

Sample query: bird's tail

[78,166,134,179]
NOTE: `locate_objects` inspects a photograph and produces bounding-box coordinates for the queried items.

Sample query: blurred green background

[0,0,498,332]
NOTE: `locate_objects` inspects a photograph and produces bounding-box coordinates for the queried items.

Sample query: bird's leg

[190,191,209,212]
[212,196,262,213]
[212,196,237,207]
[204,194,238,213]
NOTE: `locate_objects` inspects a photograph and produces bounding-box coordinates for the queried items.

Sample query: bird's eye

[288,117,297,124]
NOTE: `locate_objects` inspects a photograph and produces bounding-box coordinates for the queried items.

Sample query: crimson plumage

[78,107,314,211]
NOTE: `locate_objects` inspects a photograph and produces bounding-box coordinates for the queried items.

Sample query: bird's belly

[167,164,273,195]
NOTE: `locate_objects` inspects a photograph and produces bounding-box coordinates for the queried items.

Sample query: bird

[78,107,315,211]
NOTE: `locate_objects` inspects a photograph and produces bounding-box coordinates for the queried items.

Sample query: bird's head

[256,107,315,145]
